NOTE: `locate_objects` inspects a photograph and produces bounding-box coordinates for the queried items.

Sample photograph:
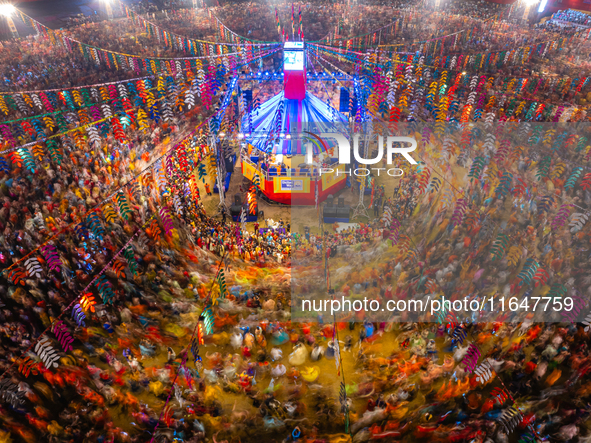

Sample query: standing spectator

[374,195,382,217]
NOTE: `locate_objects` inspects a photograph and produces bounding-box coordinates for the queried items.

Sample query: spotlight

[0,4,15,17]
[219,132,226,138]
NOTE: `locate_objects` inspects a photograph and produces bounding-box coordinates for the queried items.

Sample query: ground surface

[200,154,404,235]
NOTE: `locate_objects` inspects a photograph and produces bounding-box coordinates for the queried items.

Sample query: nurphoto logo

[301,132,418,177]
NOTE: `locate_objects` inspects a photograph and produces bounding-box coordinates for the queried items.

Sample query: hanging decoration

[12,8,280,79]
[245,184,257,216]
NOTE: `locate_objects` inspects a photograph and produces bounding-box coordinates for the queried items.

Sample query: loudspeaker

[326,196,334,207]
[323,207,338,218]
[230,205,242,218]
[339,87,350,113]
[234,194,241,206]
[338,197,345,208]
[336,207,350,218]
[225,156,235,173]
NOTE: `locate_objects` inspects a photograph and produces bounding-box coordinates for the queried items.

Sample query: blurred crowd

[551,8,591,25]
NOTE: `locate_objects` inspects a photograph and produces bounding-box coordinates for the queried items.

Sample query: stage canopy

[241,91,348,155]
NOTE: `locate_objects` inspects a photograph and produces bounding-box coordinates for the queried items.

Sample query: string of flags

[14,8,280,77]
[123,2,277,48]
[312,44,588,123]
[149,254,228,443]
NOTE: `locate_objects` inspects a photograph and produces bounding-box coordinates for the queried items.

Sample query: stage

[240,152,347,205]
[239,41,350,206]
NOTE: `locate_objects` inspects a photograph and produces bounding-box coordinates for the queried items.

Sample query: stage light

[524,0,538,6]
[219,132,226,138]
[538,0,548,12]
[286,134,291,140]
[0,4,16,17]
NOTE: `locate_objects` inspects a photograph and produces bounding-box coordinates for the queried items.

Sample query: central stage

[239,41,350,206]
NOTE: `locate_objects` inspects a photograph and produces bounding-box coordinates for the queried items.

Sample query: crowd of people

[1,0,591,442]
[61,14,102,29]
[550,8,591,25]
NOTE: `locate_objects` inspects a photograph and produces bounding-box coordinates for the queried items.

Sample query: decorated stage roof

[241,91,348,155]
